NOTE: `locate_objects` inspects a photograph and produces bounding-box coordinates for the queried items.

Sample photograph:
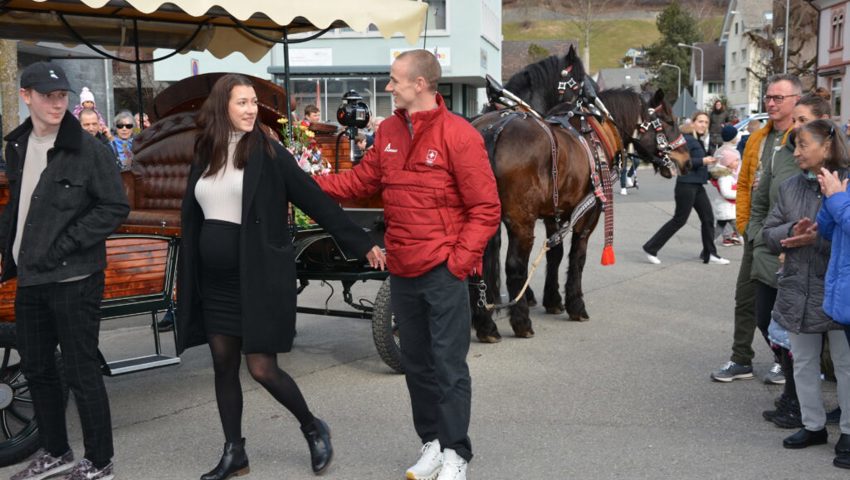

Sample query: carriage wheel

[371,278,403,373]
[0,323,67,467]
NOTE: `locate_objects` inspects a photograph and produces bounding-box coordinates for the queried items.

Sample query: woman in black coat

[643,111,729,265]
[177,74,385,480]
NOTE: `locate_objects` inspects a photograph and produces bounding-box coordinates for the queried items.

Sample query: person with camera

[316,50,500,480]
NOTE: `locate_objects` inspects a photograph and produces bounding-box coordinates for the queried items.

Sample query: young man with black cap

[2,61,129,480]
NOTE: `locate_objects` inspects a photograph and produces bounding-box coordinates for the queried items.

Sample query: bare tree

[746,0,817,89]
[688,1,722,41]
[569,0,627,72]
[0,40,19,155]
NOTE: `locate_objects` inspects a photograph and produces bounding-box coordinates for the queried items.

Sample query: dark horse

[537,87,692,317]
[470,51,690,342]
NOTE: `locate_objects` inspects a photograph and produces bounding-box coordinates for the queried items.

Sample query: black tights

[208,334,315,442]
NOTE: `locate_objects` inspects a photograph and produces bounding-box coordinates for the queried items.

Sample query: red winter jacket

[316,95,500,279]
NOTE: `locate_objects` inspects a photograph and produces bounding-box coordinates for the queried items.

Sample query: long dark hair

[195,74,271,177]
[796,87,832,118]
[799,119,850,172]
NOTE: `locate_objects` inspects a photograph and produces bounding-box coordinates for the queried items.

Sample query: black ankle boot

[201,438,250,480]
[302,417,333,475]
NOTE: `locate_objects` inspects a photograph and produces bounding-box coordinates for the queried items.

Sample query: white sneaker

[406,440,442,480]
[436,448,467,480]
[708,255,730,265]
[619,188,628,196]
[626,176,635,188]
[645,253,661,265]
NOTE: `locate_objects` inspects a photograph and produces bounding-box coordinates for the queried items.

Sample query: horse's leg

[525,286,537,307]
[471,225,502,343]
[505,220,536,338]
[542,217,565,314]
[565,209,601,322]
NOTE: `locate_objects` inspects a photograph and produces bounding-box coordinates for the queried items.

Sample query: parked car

[735,113,769,133]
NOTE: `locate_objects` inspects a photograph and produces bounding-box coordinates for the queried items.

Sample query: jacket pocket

[50,174,86,211]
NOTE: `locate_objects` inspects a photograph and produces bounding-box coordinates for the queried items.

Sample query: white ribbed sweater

[194,131,245,224]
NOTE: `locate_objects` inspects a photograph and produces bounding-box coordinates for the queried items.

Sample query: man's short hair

[396,50,441,92]
[79,108,98,120]
[767,73,803,94]
[304,104,320,116]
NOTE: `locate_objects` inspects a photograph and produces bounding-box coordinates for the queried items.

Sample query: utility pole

[583,0,591,72]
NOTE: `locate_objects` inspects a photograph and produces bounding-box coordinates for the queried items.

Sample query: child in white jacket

[710,125,741,246]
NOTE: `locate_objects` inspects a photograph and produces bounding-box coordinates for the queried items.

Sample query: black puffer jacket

[763,172,839,334]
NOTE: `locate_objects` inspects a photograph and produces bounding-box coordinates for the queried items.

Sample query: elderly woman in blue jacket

[765,120,850,470]
[818,166,850,330]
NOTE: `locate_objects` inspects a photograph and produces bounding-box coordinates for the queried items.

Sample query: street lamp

[660,62,683,119]
[678,42,705,110]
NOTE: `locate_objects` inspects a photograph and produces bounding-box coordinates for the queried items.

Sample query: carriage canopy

[0,0,428,61]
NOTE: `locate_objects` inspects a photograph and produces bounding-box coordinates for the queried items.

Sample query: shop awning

[0,0,428,61]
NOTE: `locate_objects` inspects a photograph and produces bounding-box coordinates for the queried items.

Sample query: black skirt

[199,219,242,338]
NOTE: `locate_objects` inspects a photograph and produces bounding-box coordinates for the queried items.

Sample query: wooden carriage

[0,73,398,467]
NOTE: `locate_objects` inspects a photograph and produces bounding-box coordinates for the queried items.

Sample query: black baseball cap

[20,61,73,94]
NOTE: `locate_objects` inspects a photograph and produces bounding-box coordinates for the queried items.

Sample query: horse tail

[482,223,502,305]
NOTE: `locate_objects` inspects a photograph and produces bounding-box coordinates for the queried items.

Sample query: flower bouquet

[278,117,331,176]
[278,117,329,229]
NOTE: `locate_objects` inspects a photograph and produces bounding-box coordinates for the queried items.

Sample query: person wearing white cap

[72,86,107,129]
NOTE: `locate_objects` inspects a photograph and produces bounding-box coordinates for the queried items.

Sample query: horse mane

[502,51,586,112]
[598,88,646,138]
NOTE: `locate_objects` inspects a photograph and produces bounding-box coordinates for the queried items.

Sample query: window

[323,0,447,37]
[425,0,448,31]
[735,22,739,35]
[741,78,747,91]
[832,13,845,49]
[438,84,453,111]
[832,77,842,115]
[741,48,747,61]
[708,82,723,94]
[732,52,737,64]
[731,80,736,92]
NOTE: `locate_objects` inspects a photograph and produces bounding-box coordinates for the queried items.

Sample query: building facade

[812,0,849,121]
[153,0,502,120]
[720,0,773,118]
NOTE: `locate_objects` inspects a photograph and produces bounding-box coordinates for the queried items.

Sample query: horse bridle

[557,65,583,104]
[636,108,686,172]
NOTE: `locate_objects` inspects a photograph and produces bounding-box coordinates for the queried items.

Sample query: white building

[153,0,502,119]
[720,0,773,118]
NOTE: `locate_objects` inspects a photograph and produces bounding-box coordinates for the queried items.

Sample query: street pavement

[1,170,847,479]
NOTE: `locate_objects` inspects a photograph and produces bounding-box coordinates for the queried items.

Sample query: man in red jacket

[316,49,500,480]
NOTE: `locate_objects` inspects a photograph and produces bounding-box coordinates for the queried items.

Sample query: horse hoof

[477,334,502,344]
[544,305,564,314]
[526,298,538,308]
[569,314,590,322]
[513,328,535,338]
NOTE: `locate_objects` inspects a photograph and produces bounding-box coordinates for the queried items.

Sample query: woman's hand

[703,155,716,165]
[780,217,818,248]
[366,246,386,271]
[818,167,848,198]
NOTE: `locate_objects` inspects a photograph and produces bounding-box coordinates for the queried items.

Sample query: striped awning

[0,0,428,61]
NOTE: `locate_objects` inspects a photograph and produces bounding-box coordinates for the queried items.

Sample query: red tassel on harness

[601,245,616,266]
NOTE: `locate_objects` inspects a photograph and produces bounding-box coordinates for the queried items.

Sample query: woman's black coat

[176,138,374,354]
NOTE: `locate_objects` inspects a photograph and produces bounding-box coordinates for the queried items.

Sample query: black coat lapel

[241,140,264,224]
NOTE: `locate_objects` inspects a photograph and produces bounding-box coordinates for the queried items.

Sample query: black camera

[336,90,371,129]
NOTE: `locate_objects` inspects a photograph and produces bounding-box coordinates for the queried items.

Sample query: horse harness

[476,106,619,312]
[633,108,687,172]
